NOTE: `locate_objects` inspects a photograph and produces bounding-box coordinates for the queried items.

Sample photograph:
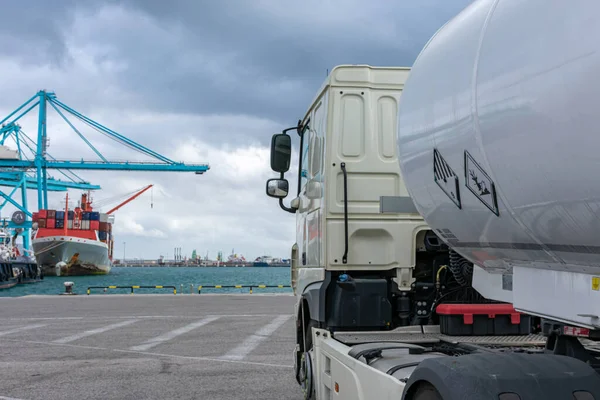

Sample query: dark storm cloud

[0,0,98,66]
[107,0,473,124]
[0,0,472,130]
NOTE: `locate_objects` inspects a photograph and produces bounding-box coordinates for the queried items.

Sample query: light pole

[123,241,126,264]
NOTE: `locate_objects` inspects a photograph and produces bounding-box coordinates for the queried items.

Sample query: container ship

[31,193,114,276]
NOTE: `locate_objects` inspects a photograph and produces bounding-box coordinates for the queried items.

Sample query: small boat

[0,227,41,289]
[0,263,18,289]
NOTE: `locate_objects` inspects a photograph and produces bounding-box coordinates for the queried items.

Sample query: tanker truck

[265,0,600,398]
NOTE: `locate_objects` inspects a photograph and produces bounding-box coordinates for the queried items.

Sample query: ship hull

[32,236,111,276]
[0,279,17,289]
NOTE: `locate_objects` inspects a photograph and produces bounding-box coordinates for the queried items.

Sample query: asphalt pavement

[0,294,300,400]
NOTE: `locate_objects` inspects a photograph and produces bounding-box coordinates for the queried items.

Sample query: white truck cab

[267,65,445,330]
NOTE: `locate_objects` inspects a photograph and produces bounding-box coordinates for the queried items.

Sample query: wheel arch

[296,280,326,351]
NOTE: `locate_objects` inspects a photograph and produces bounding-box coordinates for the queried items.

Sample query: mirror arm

[276,171,297,214]
[278,197,296,214]
[280,119,302,136]
[296,119,303,136]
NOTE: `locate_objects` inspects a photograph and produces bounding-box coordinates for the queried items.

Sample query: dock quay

[0,294,300,400]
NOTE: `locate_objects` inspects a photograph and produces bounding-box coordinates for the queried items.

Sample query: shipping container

[81,220,90,230]
[32,212,39,222]
[82,212,91,221]
[90,212,100,221]
[47,210,56,219]
[100,213,109,223]
[90,220,100,230]
[38,219,46,228]
[68,211,74,220]
[55,219,64,229]
[46,219,56,229]
[99,222,108,232]
[67,220,73,229]
[38,210,47,219]
[99,231,107,240]
[56,211,65,220]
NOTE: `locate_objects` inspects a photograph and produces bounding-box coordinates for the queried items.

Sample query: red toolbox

[436,303,531,336]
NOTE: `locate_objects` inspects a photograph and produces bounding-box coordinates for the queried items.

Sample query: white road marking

[115,349,293,369]
[0,338,292,369]
[3,317,84,321]
[0,395,28,400]
[219,315,291,361]
[129,316,220,351]
[53,320,138,344]
[0,338,118,351]
[0,324,46,337]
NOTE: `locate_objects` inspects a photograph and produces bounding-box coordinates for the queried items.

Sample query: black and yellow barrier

[197,284,290,294]
[87,285,177,295]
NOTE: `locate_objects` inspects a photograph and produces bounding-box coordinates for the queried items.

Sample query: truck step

[333,325,547,347]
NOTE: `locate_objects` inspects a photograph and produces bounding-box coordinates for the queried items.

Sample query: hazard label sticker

[433,149,461,209]
[464,151,499,216]
[592,276,600,291]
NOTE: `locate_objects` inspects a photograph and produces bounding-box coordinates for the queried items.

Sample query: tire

[296,318,317,385]
[412,382,443,400]
[299,319,318,400]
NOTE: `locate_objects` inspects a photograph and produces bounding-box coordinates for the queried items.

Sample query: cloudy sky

[0,0,472,261]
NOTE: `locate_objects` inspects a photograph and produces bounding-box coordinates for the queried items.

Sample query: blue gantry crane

[0,90,209,252]
[0,120,102,250]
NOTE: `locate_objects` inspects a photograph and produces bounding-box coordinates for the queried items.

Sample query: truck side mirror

[270,134,291,173]
[266,178,289,199]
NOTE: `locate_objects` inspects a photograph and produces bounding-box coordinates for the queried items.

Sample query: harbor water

[0,266,292,297]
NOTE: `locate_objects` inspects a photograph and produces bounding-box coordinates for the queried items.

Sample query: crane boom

[106,184,153,215]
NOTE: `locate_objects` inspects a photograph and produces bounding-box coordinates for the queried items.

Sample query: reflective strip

[132,285,140,289]
[108,285,117,289]
[155,286,163,289]
[235,285,242,288]
[215,285,222,288]
[258,285,266,288]
[379,196,418,214]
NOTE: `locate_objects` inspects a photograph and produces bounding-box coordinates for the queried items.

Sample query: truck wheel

[412,382,442,400]
[299,319,318,400]
[299,351,314,400]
